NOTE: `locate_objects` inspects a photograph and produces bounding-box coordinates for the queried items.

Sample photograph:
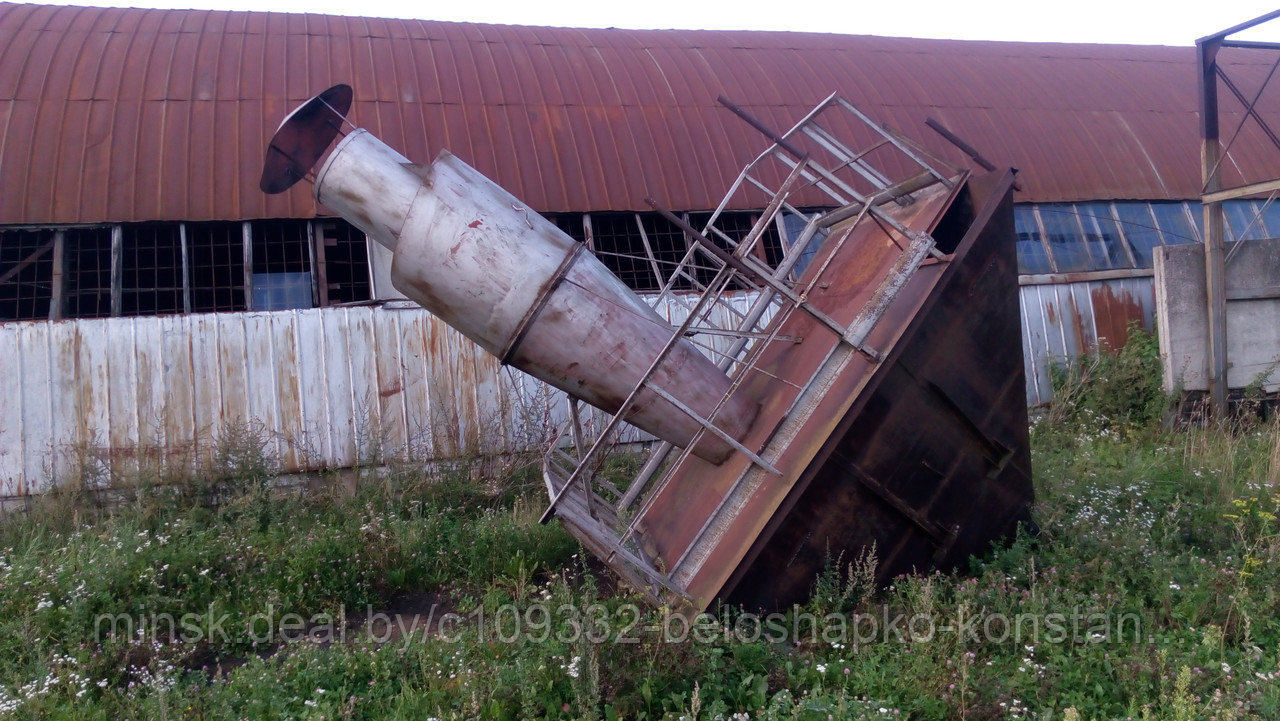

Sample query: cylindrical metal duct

[262,87,757,464]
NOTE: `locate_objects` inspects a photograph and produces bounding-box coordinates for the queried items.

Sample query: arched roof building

[3,1,1279,226]
[2,3,1278,497]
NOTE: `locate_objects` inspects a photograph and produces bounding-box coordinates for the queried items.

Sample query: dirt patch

[356,590,462,645]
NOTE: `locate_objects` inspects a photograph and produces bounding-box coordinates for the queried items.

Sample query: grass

[1,334,1279,719]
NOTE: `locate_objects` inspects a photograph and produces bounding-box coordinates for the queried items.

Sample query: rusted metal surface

[531,94,1032,612]
[724,171,1032,608]
[1019,276,1155,405]
[7,2,1280,226]
[639,178,970,606]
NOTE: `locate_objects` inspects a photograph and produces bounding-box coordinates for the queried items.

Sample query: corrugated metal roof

[2,2,1280,224]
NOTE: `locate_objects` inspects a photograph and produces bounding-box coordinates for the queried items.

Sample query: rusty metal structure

[538,98,1032,611]
[261,85,1032,611]
[1197,10,1280,416]
[6,1,1280,228]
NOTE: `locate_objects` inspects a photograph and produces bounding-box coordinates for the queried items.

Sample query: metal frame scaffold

[1197,9,1280,416]
[539,93,962,604]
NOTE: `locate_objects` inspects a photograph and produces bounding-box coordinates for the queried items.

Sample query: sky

[25,0,1280,46]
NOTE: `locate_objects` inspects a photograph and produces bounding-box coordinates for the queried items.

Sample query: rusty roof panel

[4,2,1280,224]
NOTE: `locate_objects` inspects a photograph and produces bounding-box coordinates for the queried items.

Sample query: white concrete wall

[1154,239,1280,393]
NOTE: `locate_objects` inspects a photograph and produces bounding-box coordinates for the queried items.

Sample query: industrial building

[2,2,1278,498]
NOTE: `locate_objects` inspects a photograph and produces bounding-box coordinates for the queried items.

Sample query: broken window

[1075,202,1132,269]
[0,229,55,321]
[65,227,114,318]
[585,210,811,293]
[1015,202,1208,274]
[187,222,247,313]
[0,218,373,322]
[1149,203,1198,247]
[639,213,701,291]
[1259,200,1280,238]
[250,220,313,311]
[686,211,768,291]
[1111,204,1162,267]
[543,213,588,244]
[119,224,184,316]
[778,211,830,277]
[1037,207,1091,273]
[314,220,372,305]
[589,212,666,292]
[1224,201,1270,241]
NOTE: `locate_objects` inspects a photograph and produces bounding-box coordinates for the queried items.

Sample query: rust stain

[1091,284,1143,352]
[1065,294,1089,355]
[0,3,1256,225]
[1044,302,1056,325]
[73,327,94,446]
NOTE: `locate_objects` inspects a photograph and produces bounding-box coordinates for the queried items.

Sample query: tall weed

[1046,323,1169,436]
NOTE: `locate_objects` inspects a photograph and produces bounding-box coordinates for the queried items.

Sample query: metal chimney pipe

[262,86,757,464]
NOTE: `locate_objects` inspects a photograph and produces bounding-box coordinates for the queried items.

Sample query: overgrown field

[1,333,1279,719]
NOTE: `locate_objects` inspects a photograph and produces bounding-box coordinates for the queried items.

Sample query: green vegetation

[1045,324,1168,434]
[1,333,1279,719]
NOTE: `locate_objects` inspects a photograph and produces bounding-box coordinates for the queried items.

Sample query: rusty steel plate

[622,169,1033,611]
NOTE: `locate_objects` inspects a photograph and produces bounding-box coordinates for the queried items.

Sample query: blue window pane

[1224,200,1268,241]
[1014,206,1052,274]
[253,272,313,310]
[1151,203,1198,246]
[1074,202,1129,269]
[1187,201,1204,239]
[781,213,827,276]
[1038,205,1092,272]
[1260,201,1280,238]
[1114,203,1163,267]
